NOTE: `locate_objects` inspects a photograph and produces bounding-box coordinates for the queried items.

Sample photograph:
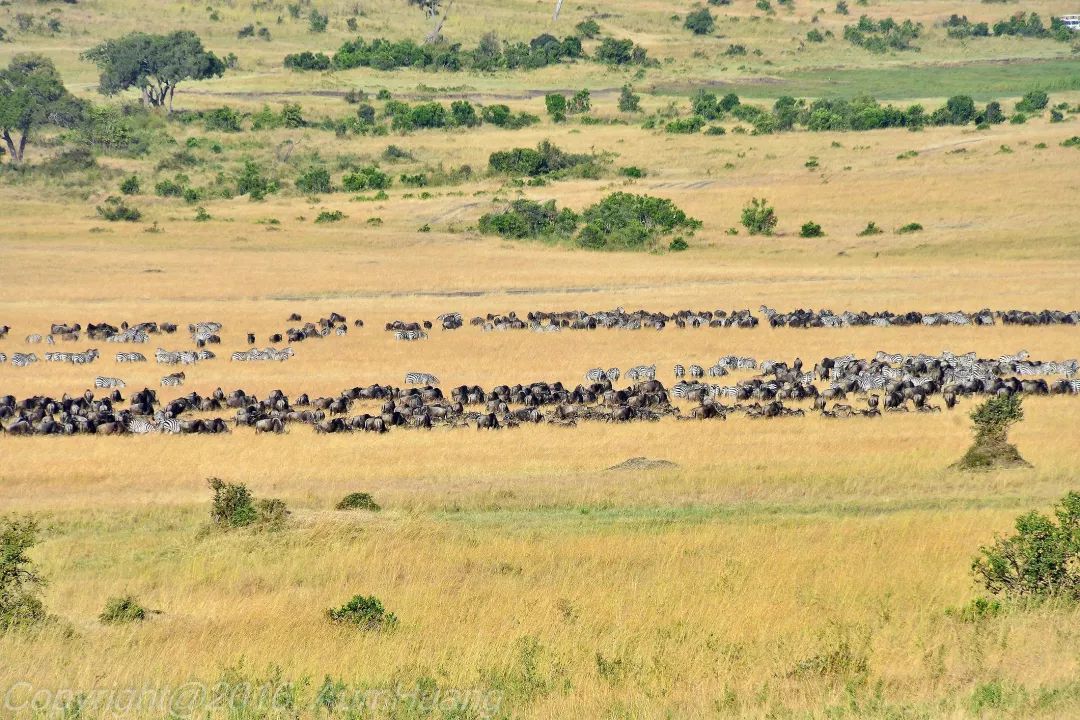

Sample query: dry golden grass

[2,0,1080,717]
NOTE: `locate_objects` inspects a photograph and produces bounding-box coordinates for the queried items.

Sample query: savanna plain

[2,0,1080,717]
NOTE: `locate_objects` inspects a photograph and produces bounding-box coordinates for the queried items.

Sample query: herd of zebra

[2,348,1078,437]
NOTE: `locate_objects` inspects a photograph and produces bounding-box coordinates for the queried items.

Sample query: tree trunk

[168,85,175,114]
[552,0,565,21]
[425,0,454,43]
[2,130,20,164]
[17,131,27,163]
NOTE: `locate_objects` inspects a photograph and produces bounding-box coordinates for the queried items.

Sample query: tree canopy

[82,31,225,112]
[0,54,82,164]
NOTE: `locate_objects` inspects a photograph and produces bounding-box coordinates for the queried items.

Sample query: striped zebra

[405,372,439,385]
[707,364,728,377]
[670,382,691,399]
[673,364,686,379]
[106,328,150,343]
[189,322,222,343]
[712,385,739,399]
[797,371,815,385]
[70,349,99,365]
[394,330,428,341]
[999,350,1030,365]
[606,368,620,381]
[0,353,6,364]
[197,350,215,361]
[159,418,182,434]
[160,372,185,387]
[45,352,71,362]
[11,353,38,367]
[688,364,704,379]
[1068,380,1080,394]
[627,365,656,381]
[875,351,903,364]
[116,352,147,363]
[335,325,347,336]
[25,333,42,344]
[94,376,126,389]
[584,368,607,383]
[127,418,156,434]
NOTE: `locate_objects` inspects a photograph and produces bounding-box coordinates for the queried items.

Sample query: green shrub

[120,175,140,195]
[308,9,328,33]
[946,597,1003,623]
[545,94,567,122]
[336,493,381,511]
[800,221,824,238]
[478,199,578,240]
[155,178,186,198]
[806,29,826,42]
[668,237,689,252]
[315,210,346,223]
[896,222,923,234]
[342,166,391,191]
[740,198,777,236]
[194,206,211,222]
[296,167,333,194]
[577,192,700,250]
[327,594,398,630]
[488,141,595,178]
[972,490,1080,598]
[596,37,647,65]
[665,116,706,134]
[857,221,884,236]
[0,515,48,631]
[1015,89,1049,113]
[843,15,922,52]
[203,106,243,133]
[684,8,716,34]
[1062,136,1080,148]
[236,161,279,200]
[208,478,288,529]
[284,51,332,71]
[954,394,1029,471]
[99,595,148,624]
[618,85,641,113]
[619,166,645,178]
[575,19,600,38]
[567,89,591,115]
[97,196,142,222]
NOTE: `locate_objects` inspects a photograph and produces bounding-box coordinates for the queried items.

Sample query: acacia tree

[407,0,455,43]
[82,31,225,113]
[0,54,82,164]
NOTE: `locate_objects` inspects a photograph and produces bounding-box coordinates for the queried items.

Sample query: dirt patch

[607,457,679,472]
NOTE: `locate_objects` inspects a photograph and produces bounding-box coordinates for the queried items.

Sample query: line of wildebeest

[2,339,1078,434]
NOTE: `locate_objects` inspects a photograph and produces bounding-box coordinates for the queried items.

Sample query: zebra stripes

[626,365,656,381]
[673,364,685,379]
[160,372,186,387]
[94,376,126,389]
[405,372,439,385]
[231,347,293,362]
[11,353,39,367]
[394,330,428,341]
[116,352,147,363]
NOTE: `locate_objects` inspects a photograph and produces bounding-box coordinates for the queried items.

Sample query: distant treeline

[284,33,650,72]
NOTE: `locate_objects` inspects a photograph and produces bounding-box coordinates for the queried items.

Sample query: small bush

[577,192,701,250]
[203,106,243,133]
[946,597,1003,623]
[236,161,279,201]
[296,167,333,194]
[545,94,567,122]
[684,8,716,35]
[857,221,883,236]
[99,595,148,624]
[336,492,381,511]
[342,166,391,191]
[954,394,1029,471]
[208,478,288,529]
[896,222,923,234]
[97,196,142,222]
[194,207,211,222]
[575,19,600,38]
[740,198,778,236]
[618,85,641,113]
[807,29,826,42]
[1015,89,1049,113]
[308,9,328,33]
[619,166,645,178]
[315,210,346,223]
[0,515,48,631]
[327,594,398,630]
[120,175,140,195]
[1063,137,1080,148]
[800,221,824,238]
[972,490,1080,599]
[668,237,689,252]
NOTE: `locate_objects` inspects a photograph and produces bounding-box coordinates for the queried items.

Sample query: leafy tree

[567,89,591,115]
[944,95,976,125]
[972,491,1080,599]
[545,94,566,122]
[684,8,716,35]
[296,167,332,194]
[800,221,824,237]
[955,394,1029,470]
[618,85,640,113]
[575,19,600,38]
[0,515,47,631]
[1015,89,1049,113]
[82,31,225,113]
[741,198,778,235]
[308,9,329,33]
[0,54,82,164]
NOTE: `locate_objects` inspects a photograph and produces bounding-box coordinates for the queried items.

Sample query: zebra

[158,418,182,434]
[160,372,185,387]
[405,372,439,385]
[116,352,147,363]
[673,364,686,379]
[670,382,691,399]
[0,353,6,364]
[94,376,126,389]
[688,364,704,379]
[627,365,656,381]
[335,325,347,336]
[11,353,38,367]
[394,330,428,341]
[127,418,156,434]
[25,333,42,344]
[999,350,1029,365]
[707,364,728,377]
[70,350,99,365]
[1069,380,1080,394]
[584,368,607,383]
[606,368,620,381]
[45,352,71,362]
